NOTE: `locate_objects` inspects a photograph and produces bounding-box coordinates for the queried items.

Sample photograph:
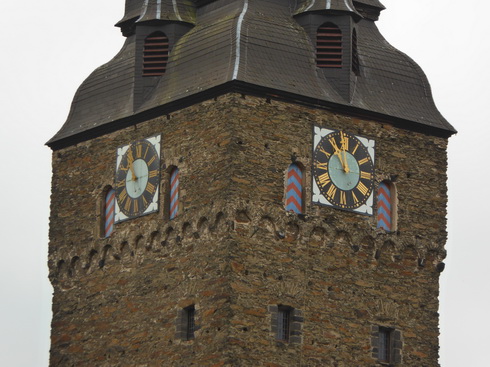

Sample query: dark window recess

[379,327,392,363]
[185,306,195,340]
[371,325,402,364]
[143,32,169,76]
[176,305,197,341]
[269,304,303,344]
[352,29,360,75]
[317,23,342,68]
[277,306,291,341]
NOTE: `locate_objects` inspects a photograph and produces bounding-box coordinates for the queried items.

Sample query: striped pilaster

[104,188,115,237]
[377,182,392,231]
[170,168,180,220]
[286,164,303,214]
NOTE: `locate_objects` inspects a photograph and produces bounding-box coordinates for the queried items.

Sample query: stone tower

[47,1,455,366]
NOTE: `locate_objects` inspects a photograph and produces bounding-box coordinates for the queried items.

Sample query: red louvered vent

[143,32,169,77]
[317,24,342,68]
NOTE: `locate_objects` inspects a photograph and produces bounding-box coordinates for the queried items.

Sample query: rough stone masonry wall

[49,93,448,366]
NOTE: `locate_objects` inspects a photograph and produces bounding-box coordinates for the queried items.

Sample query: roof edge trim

[47,81,456,150]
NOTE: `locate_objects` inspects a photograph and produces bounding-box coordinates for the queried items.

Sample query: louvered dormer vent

[143,32,169,76]
[316,23,342,68]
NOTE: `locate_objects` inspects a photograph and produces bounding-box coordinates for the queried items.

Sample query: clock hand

[342,148,350,173]
[340,132,350,173]
[331,144,345,170]
[128,157,137,181]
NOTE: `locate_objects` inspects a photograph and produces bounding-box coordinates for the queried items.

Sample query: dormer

[294,0,362,101]
[116,0,196,36]
[116,0,196,110]
[352,0,385,21]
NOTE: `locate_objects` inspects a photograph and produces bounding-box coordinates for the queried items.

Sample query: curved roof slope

[295,0,361,17]
[352,20,446,126]
[354,0,385,8]
[116,0,196,26]
[59,38,135,140]
[48,0,455,148]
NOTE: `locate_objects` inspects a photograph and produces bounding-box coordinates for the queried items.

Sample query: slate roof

[295,0,361,17]
[353,0,385,9]
[48,0,455,149]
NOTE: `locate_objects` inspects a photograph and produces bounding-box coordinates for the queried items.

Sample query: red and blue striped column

[104,188,115,237]
[377,181,392,231]
[286,163,303,214]
[170,168,180,220]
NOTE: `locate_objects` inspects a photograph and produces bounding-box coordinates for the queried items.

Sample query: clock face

[312,127,375,215]
[114,135,161,222]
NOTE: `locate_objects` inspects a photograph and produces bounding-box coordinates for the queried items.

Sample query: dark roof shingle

[48,0,455,148]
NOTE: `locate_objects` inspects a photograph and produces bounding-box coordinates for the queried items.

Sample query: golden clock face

[114,135,161,222]
[312,128,375,215]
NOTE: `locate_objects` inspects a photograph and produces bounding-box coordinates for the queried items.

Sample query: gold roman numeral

[357,182,369,196]
[319,146,331,159]
[340,132,349,151]
[340,191,347,206]
[358,157,369,166]
[147,155,156,166]
[124,197,132,212]
[318,172,331,187]
[329,137,340,152]
[352,143,360,155]
[146,182,156,195]
[118,188,128,202]
[316,161,329,171]
[352,191,359,205]
[133,199,139,213]
[326,184,337,199]
[149,170,159,178]
[360,171,372,180]
[127,149,134,164]
[135,143,143,158]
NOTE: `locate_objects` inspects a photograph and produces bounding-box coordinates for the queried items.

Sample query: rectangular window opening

[379,327,393,363]
[185,305,195,340]
[277,306,292,342]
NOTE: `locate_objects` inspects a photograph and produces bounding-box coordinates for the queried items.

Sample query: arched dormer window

[317,23,342,68]
[377,181,397,232]
[169,167,180,220]
[285,163,304,214]
[103,187,115,237]
[143,32,169,76]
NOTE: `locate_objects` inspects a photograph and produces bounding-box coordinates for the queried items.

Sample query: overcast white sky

[0,1,487,366]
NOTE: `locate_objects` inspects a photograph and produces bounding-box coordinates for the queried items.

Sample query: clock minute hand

[331,140,346,170]
[128,156,137,181]
[340,132,350,173]
[342,149,350,173]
